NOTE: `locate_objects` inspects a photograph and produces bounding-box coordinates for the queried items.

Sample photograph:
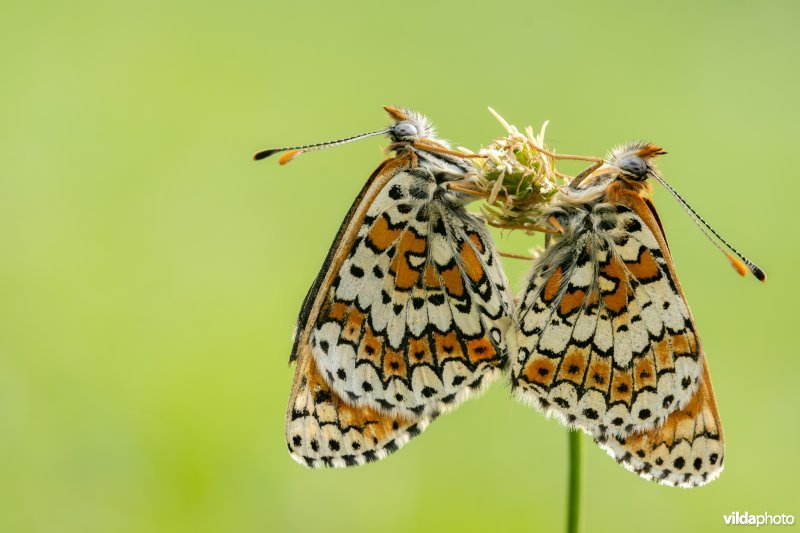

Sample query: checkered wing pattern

[287,159,512,468]
[312,169,512,418]
[512,203,702,438]
[595,365,723,487]
[286,349,434,467]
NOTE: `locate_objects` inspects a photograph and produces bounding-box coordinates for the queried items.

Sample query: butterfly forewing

[313,167,512,418]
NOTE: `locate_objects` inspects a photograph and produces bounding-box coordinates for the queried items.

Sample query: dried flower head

[466,108,564,230]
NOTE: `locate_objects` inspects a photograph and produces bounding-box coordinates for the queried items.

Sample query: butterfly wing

[288,156,512,466]
[287,342,434,467]
[512,187,703,439]
[311,165,512,418]
[594,363,723,487]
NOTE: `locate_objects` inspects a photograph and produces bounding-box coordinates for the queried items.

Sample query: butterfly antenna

[651,173,766,282]
[253,128,390,164]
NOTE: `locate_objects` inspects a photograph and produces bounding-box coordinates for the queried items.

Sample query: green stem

[566,429,582,533]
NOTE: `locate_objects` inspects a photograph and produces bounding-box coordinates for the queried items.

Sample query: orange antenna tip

[652,173,766,284]
[727,252,767,282]
[726,253,748,277]
[278,149,303,165]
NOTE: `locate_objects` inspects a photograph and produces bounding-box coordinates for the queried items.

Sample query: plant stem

[566,429,582,533]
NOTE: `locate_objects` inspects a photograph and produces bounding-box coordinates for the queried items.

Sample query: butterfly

[510,141,765,487]
[255,106,514,467]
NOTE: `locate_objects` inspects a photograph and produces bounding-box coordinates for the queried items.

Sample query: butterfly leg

[443,181,490,198]
[498,251,537,261]
[487,216,564,235]
[525,143,603,165]
[569,161,604,188]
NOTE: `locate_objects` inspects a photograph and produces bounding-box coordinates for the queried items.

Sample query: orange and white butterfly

[511,142,765,487]
[255,107,513,467]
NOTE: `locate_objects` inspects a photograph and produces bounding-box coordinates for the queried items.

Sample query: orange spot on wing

[610,368,633,405]
[357,325,383,365]
[440,264,464,297]
[557,347,588,384]
[341,308,366,343]
[327,302,349,322]
[389,231,427,290]
[686,331,698,353]
[671,333,692,355]
[600,257,630,314]
[603,288,628,315]
[543,267,563,302]
[633,357,656,391]
[434,331,465,361]
[653,337,674,372]
[459,240,484,283]
[408,336,434,366]
[383,347,407,379]
[468,232,485,253]
[466,338,496,364]
[423,263,441,289]
[367,216,402,252]
[523,356,556,386]
[587,359,611,393]
[679,385,703,419]
[335,403,360,429]
[626,249,660,280]
[559,289,586,316]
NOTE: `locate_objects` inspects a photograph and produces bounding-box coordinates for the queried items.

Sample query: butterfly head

[384,106,438,143]
[606,142,667,182]
[383,106,480,174]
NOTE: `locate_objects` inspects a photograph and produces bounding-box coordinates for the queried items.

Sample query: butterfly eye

[618,155,648,179]
[392,121,418,139]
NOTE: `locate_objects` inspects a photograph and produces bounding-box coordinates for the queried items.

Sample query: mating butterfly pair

[255,106,764,488]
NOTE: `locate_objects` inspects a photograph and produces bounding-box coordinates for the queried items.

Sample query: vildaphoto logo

[723,512,795,527]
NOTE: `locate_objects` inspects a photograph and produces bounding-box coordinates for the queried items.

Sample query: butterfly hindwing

[595,364,724,487]
[287,345,434,468]
[513,194,702,438]
[313,167,512,418]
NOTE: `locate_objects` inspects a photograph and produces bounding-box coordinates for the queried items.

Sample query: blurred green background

[1,1,797,531]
